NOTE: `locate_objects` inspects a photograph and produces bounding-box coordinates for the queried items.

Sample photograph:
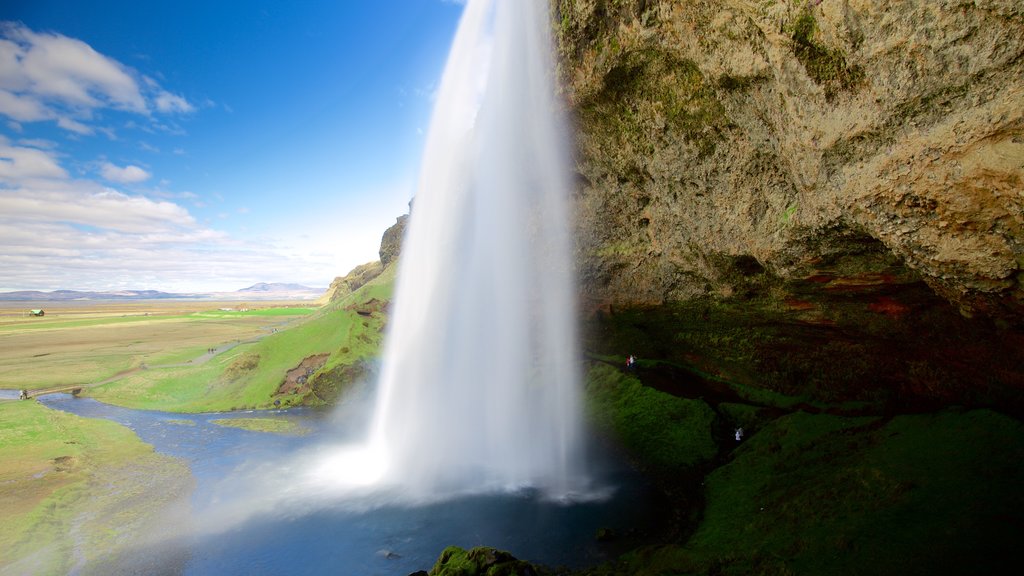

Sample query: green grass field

[84,267,394,412]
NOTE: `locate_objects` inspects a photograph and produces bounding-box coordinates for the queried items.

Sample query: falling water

[366,0,584,497]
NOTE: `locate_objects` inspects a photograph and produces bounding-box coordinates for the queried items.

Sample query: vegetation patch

[586,363,718,475]
[789,8,864,100]
[210,417,309,435]
[579,47,730,172]
[427,545,544,576]
[224,352,261,380]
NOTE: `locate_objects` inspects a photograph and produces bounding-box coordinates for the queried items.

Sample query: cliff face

[558,0,1023,323]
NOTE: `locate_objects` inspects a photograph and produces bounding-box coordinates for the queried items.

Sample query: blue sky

[0,1,465,292]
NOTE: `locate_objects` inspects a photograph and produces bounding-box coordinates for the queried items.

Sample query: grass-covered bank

[0,400,192,575]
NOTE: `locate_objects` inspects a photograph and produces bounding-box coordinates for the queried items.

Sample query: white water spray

[361,0,584,497]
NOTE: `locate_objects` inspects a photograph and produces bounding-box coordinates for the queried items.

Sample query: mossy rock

[428,546,545,576]
[578,47,730,167]
[305,360,372,406]
[789,8,864,100]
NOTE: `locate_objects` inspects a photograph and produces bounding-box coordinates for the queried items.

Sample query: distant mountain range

[238,282,315,292]
[0,284,325,302]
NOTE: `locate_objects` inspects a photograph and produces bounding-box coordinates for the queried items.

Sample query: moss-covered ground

[578,403,1024,576]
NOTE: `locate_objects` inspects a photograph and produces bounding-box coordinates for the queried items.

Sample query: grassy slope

[586,363,718,474]
[0,400,191,575]
[86,266,394,412]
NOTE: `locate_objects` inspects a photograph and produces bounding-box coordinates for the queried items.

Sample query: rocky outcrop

[380,214,409,268]
[322,261,383,303]
[322,207,410,303]
[557,0,1023,323]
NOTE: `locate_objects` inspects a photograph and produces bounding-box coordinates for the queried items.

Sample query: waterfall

[367,0,585,497]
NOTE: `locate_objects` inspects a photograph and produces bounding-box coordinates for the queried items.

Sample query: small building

[29,309,44,317]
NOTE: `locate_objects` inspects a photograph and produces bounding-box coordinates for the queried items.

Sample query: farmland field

[0,301,315,391]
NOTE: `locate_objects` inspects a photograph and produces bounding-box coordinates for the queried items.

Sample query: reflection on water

[38,394,661,575]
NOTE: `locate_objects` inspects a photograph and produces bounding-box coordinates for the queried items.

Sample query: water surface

[39,394,660,575]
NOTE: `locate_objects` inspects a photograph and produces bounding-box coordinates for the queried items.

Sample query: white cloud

[0,139,341,292]
[0,22,195,134]
[100,161,151,184]
[18,138,57,149]
[0,88,49,120]
[56,116,93,134]
[155,90,194,113]
[0,23,143,110]
[0,136,68,180]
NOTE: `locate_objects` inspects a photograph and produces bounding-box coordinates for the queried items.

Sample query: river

[37,393,661,575]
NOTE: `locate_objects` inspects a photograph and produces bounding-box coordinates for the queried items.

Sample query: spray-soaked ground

[39,393,663,575]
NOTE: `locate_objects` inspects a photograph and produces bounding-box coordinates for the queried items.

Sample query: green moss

[429,546,546,576]
[789,8,864,101]
[595,240,641,258]
[716,402,765,434]
[684,409,1024,574]
[716,73,767,92]
[586,364,718,474]
[580,48,730,165]
[779,202,797,226]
